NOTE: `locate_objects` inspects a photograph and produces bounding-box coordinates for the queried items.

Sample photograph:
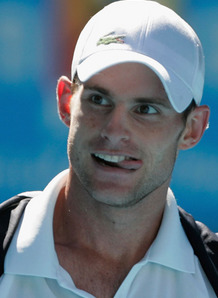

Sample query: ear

[56,76,72,127]
[178,105,210,150]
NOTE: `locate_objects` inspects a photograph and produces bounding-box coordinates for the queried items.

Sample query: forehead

[81,62,170,105]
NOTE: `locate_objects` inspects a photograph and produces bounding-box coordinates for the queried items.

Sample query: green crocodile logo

[97,33,125,46]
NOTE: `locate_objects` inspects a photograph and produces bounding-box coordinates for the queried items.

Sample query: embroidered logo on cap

[97,32,125,46]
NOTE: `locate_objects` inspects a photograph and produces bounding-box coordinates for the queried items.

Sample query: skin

[54,62,210,297]
[68,67,182,207]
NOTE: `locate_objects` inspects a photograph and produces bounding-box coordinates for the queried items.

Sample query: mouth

[92,153,141,170]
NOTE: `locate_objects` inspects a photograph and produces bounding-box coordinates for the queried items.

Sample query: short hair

[182,100,197,121]
[71,73,81,94]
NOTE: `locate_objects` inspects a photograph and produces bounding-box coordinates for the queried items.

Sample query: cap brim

[76,50,193,113]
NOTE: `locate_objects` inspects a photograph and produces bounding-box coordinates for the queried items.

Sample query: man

[0,1,217,297]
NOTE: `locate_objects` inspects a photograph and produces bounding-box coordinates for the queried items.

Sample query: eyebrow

[83,84,111,97]
[134,97,171,108]
[83,84,171,108]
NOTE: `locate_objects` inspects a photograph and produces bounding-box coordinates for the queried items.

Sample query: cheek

[142,122,183,157]
[72,100,102,130]
[80,104,106,131]
[86,114,99,130]
[69,109,100,140]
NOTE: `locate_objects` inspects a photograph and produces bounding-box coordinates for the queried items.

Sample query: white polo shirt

[0,170,216,297]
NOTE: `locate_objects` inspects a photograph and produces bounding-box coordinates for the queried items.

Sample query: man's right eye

[90,94,109,106]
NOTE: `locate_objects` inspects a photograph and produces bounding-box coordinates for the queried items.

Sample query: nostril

[100,127,130,143]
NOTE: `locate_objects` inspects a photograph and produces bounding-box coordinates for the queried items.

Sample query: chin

[90,187,142,209]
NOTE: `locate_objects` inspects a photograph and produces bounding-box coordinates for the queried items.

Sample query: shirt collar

[144,189,195,273]
[5,173,195,277]
[5,169,69,278]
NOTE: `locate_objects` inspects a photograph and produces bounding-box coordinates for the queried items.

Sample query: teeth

[94,153,127,163]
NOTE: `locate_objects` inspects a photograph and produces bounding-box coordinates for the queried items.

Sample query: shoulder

[178,206,218,243]
[178,206,218,280]
[0,191,42,276]
[0,191,42,211]
[0,191,42,237]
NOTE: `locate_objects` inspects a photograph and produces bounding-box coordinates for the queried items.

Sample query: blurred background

[0,0,217,230]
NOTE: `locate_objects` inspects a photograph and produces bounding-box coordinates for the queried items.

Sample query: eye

[90,94,110,106]
[135,104,158,114]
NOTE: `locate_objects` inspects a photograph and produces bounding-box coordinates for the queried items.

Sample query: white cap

[71,0,205,112]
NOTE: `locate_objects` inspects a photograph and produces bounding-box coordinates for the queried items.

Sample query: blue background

[0,0,217,231]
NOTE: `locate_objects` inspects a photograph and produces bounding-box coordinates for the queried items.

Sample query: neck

[53,171,168,263]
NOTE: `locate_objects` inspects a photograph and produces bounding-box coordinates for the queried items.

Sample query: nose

[100,105,130,145]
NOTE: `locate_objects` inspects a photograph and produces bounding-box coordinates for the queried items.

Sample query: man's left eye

[90,95,109,106]
[136,105,158,114]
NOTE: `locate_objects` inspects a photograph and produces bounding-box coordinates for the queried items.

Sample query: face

[67,63,185,208]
